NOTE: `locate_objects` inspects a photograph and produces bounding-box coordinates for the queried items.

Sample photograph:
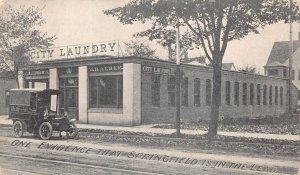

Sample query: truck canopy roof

[9,89,61,106]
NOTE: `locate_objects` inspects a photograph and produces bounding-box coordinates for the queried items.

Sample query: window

[242,83,247,105]
[283,69,287,78]
[206,79,212,106]
[269,85,273,105]
[168,76,176,107]
[250,83,254,105]
[182,77,188,107]
[89,75,123,108]
[298,70,300,80]
[194,78,201,107]
[225,81,231,105]
[292,70,295,80]
[234,82,239,105]
[263,85,267,105]
[275,86,278,105]
[151,75,160,107]
[5,91,10,106]
[257,84,261,105]
[30,93,37,110]
[268,69,278,76]
[280,87,283,105]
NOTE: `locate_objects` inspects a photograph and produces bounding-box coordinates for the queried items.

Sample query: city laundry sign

[29,41,119,60]
[142,65,171,75]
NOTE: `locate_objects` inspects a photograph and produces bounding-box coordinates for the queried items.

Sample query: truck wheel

[66,123,78,139]
[39,122,53,140]
[12,121,24,138]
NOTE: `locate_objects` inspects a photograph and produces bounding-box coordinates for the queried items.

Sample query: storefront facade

[19,56,298,126]
[20,56,141,126]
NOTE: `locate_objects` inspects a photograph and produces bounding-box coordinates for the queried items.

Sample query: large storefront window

[89,75,123,108]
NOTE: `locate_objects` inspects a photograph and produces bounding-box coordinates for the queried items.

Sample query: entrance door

[59,77,78,120]
[65,87,78,120]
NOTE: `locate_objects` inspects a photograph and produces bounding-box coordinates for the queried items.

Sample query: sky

[0,0,299,73]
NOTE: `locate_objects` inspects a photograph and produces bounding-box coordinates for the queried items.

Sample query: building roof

[222,63,236,71]
[266,40,300,66]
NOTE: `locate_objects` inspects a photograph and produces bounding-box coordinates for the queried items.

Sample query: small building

[19,55,297,126]
[0,71,17,115]
[264,37,300,105]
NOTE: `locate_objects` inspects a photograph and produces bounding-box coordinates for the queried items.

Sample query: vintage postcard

[0,0,299,174]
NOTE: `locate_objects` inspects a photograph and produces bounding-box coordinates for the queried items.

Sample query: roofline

[21,56,287,81]
[264,65,288,68]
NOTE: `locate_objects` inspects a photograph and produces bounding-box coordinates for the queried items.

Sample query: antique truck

[9,89,78,140]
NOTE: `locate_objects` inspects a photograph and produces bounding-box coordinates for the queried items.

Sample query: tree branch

[221,5,234,57]
[183,19,213,63]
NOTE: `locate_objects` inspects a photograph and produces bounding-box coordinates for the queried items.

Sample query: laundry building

[18,53,298,126]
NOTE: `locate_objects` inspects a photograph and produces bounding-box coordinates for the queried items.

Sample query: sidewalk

[1,115,300,141]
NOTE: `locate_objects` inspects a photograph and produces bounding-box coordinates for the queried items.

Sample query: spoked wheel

[12,121,25,138]
[66,123,78,139]
[39,122,53,140]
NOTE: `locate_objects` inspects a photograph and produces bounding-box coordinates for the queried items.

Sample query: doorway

[59,77,78,120]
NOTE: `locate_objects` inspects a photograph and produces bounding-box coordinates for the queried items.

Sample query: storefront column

[78,66,88,123]
[18,71,24,88]
[49,68,58,89]
[123,63,141,125]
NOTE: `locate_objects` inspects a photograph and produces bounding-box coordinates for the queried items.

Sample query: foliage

[134,26,196,61]
[238,65,258,74]
[124,40,159,59]
[0,6,56,87]
[104,0,300,137]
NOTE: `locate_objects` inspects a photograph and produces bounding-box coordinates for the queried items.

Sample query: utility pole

[289,0,293,114]
[175,24,181,136]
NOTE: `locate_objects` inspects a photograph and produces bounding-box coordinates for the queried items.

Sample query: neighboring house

[222,63,237,71]
[264,37,300,105]
[0,71,17,114]
[184,57,237,71]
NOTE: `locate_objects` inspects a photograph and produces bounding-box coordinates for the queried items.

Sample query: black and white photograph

[0,0,300,174]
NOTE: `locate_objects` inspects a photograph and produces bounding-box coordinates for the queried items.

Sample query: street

[0,126,299,175]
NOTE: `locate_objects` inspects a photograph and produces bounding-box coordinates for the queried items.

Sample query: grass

[152,114,300,135]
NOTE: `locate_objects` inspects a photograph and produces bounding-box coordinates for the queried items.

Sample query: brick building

[0,72,17,115]
[18,56,298,126]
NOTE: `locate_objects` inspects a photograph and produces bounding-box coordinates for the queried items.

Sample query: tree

[104,0,299,137]
[0,6,56,88]
[124,39,159,59]
[134,26,196,61]
[238,65,259,74]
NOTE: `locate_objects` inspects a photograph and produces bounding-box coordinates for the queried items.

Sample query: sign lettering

[89,64,123,73]
[142,65,170,74]
[24,70,49,76]
[29,41,118,60]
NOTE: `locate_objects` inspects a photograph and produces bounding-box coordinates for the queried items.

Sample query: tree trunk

[208,62,222,138]
[15,78,20,88]
[15,68,20,88]
[168,43,172,61]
